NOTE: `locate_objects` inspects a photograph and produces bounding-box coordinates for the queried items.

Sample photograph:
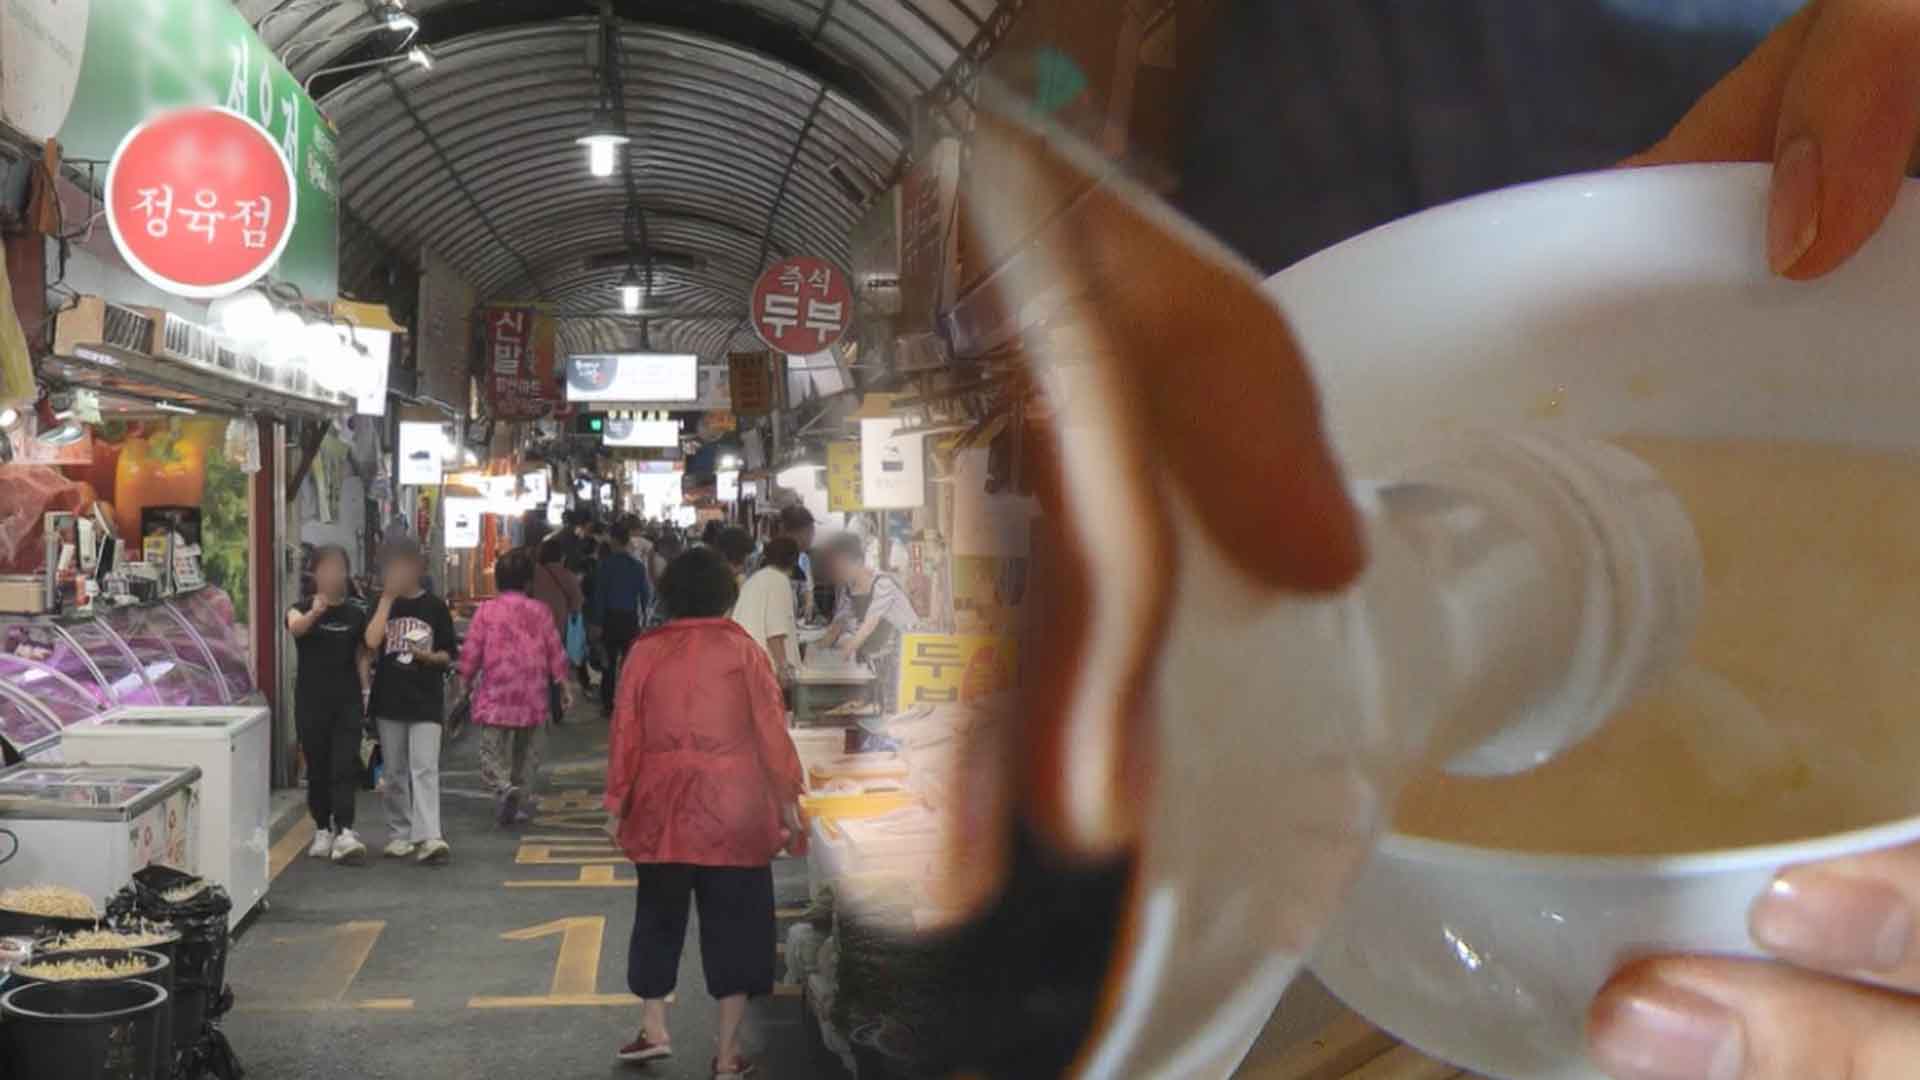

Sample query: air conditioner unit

[49,296,348,419]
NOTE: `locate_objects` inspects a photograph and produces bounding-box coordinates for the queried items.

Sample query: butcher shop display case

[0,587,255,759]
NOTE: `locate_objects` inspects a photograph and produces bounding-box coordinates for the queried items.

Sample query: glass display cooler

[0,762,201,910]
[63,706,270,928]
[0,587,257,760]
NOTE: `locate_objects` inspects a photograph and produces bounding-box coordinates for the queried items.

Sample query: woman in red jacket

[604,546,804,1079]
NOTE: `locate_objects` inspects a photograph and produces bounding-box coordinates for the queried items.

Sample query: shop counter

[790,659,878,726]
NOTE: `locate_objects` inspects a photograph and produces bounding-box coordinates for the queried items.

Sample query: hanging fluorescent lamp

[577,108,629,178]
[619,264,643,314]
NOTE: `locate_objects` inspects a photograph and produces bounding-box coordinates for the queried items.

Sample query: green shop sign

[4,0,338,299]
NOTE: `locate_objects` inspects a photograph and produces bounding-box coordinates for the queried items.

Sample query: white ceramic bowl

[1266,164,1920,1080]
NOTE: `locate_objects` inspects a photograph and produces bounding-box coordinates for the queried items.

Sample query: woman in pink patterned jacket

[460,548,574,825]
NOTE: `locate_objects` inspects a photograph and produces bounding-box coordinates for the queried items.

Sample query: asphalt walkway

[224,703,820,1079]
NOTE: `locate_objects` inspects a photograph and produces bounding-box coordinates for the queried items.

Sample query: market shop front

[0,0,368,966]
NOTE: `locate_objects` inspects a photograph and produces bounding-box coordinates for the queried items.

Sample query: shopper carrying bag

[460,548,574,826]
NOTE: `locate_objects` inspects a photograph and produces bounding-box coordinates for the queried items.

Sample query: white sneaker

[330,829,367,864]
[307,830,334,859]
[383,839,417,859]
[415,838,451,865]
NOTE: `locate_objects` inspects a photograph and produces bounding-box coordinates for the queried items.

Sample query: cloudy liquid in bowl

[1394,436,1920,855]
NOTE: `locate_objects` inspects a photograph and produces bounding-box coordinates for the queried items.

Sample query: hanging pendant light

[577,107,629,178]
[619,264,643,314]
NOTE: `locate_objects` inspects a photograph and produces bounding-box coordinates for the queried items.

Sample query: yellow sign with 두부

[827,439,863,512]
[896,632,1019,708]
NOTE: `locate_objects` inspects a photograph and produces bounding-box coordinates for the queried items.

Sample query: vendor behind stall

[820,533,921,713]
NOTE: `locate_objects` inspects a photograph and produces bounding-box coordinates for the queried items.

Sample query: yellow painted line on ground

[526,814,611,831]
[515,844,626,866]
[269,818,317,882]
[506,865,632,888]
[236,997,417,1014]
[467,993,637,1009]
[773,983,802,998]
[521,835,619,845]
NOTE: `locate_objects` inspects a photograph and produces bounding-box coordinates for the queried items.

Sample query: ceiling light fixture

[619,265,643,314]
[407,45,433,69]
[577,108,629,178]
[380,1,417,32]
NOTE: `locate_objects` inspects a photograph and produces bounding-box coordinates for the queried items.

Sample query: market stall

[790,651,880,727]
[787,700,1004,1076]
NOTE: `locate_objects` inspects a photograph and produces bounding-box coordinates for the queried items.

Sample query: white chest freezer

[0,763,200,911]
[61,706,270,927]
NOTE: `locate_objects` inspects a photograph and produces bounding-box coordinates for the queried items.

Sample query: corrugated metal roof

[317,18,905,359]
[244,0,989,108]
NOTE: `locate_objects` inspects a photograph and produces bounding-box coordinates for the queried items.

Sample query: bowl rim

[1274,162,1920,881]
[1380,812,1920,878]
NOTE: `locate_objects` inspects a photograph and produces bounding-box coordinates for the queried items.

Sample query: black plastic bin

[0,977,169,1080]
[36,928,196,1056]
[0,908,100,940]
[107,868,232,1026]
[10,948,175,1075]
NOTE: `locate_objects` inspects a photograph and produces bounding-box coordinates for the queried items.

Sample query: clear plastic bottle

[1083,430,1704,1078]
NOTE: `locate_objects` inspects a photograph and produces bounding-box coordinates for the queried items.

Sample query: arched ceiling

[240,0,1008,360]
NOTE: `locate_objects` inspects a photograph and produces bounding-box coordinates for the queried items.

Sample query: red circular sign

[749,255,854,354]
[105,106,297,299]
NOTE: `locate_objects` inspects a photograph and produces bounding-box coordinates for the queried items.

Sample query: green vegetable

[201,452,250,619]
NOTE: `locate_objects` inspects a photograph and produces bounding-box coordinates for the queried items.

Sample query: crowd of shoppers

[291,501,918,1071]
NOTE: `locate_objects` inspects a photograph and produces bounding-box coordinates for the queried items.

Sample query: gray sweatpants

[377,718,443,844]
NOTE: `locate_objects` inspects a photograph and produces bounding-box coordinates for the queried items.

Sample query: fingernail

[1589,981,1744,1080]
[1768,135,1820,274]
[1750,871,1912,972]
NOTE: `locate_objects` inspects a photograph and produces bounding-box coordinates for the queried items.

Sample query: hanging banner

[444,498,483,549]
[727,351,776,417]
[899,138,962,333]
[4,0,339,298]
[859,416,926,509]
[523,471,549,503]
[896,632,1021,708]
[826,439,863,512]
[396,421,445,486]
[749,255,853,354]
[483,307,562,420]
[417,248,474,409]
[104,107,295,299]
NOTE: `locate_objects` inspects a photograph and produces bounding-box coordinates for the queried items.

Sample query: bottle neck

[1373,431,1703,773]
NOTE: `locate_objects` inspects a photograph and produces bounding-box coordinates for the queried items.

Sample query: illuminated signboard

[565,353,698,403]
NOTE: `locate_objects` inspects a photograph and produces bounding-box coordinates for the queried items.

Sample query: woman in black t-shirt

[286,545,371,865]
[365,538,459,865]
